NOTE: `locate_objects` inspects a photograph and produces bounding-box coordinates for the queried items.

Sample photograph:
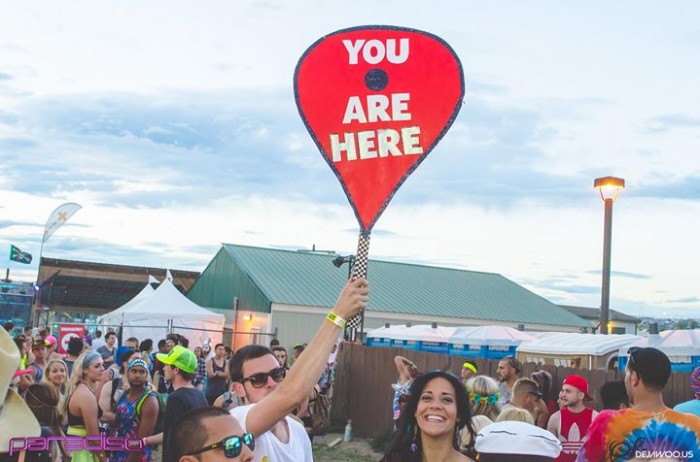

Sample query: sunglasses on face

[242,367,286,388]
[185,433,255,459]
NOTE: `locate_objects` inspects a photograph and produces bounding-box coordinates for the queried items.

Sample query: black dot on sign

[365,68,389,91]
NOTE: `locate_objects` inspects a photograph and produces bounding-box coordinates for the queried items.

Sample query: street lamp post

[594,176,625,335]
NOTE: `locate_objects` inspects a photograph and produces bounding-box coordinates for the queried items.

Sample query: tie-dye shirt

[576,408,700,461]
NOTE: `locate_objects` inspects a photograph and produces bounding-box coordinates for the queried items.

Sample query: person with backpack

[109,358,160,462]
[99,348,142,427]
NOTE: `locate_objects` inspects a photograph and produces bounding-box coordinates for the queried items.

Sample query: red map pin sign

[295,25,464,232]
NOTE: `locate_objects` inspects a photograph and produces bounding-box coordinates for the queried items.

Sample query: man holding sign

[229,278,368,461]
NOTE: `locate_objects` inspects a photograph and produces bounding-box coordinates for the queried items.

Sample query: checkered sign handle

[346,231,370,329]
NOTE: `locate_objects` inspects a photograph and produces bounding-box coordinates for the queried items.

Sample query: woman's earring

[410,426,418,453]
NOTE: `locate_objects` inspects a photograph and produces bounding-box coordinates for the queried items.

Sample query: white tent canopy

[98,275,225,347]
[621,329,700,358]
[402,325,457,343]
[97,275,158,328]
[449,325,535,346]
[366,324,412,341]
[518,333,641,356]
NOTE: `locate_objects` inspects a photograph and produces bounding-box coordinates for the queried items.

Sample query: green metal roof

[189,244,588,329]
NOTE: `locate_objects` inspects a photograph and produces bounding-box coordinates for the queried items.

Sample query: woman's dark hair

[531,370,554,402]
[382,370,475,462]
[139,338,153,352]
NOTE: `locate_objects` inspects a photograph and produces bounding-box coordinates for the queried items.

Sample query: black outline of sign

[294,25,465,232]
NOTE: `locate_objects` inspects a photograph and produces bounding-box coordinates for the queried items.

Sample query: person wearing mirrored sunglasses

[229,278,369,462]
[172,407,253,461]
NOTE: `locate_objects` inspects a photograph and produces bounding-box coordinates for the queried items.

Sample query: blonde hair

[460,415,493,451]
[42,358,68,420]
[466,375,501,421]
[63,350,101,417]
[496,407,535,425]
[42,358,68,389]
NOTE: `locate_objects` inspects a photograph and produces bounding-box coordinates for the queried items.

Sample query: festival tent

[389,324,457,354]
[99,274,225,347]
[618,329,700,372]
[526,331,562,339]
[516,333,641,370]
[96,275,158,328]
[366,324,413,348]
[449,326,536,359]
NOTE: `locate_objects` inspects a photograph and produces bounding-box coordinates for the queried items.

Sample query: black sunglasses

[185,433,254,458]
[242,367,286,388]
[627,347,641,369]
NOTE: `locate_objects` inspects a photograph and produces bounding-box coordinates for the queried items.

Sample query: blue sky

[1,1,699,318]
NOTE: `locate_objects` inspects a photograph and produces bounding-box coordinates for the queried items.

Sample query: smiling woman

[381,370,475,462]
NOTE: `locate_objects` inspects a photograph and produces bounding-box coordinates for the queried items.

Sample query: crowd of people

[387,352,700,461]
[2,275,700,461]
[1,278,368,462]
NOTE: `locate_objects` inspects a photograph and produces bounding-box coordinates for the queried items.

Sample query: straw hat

[0,326,41,453]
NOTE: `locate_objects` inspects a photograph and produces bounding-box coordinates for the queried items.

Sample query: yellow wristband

[326,311,347,328]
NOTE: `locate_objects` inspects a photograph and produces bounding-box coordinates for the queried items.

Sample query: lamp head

[332,255,346,268]
[594,176,625,202]
[332,255,355,268]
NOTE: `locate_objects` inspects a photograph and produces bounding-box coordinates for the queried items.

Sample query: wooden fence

[331,343,695,438]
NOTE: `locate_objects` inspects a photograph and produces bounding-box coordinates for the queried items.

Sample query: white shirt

[91,338,106,350]
[230,404,313,462]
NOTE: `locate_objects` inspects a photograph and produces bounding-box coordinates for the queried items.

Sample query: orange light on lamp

[594,176,625,202]
[243,314,252,321]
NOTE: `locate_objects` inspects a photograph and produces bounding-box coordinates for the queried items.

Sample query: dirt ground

[312,433,383,462]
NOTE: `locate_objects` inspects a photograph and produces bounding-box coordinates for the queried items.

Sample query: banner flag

[9,245,32,264]
[43,202,82,243]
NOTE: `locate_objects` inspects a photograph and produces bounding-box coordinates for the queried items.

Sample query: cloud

[585,269,651,280]
[1,88,591,213]
[643,114,700,133]
[0,109,18,124]
[631,175,700,200]
[0,72,11,81]
[664,296,700,304]
[12,85,686,217]
[0,137,36,149]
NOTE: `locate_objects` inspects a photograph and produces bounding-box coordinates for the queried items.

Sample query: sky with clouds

[1,1,699,318]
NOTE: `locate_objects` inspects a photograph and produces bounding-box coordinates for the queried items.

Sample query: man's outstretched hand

[333,277,369,320]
